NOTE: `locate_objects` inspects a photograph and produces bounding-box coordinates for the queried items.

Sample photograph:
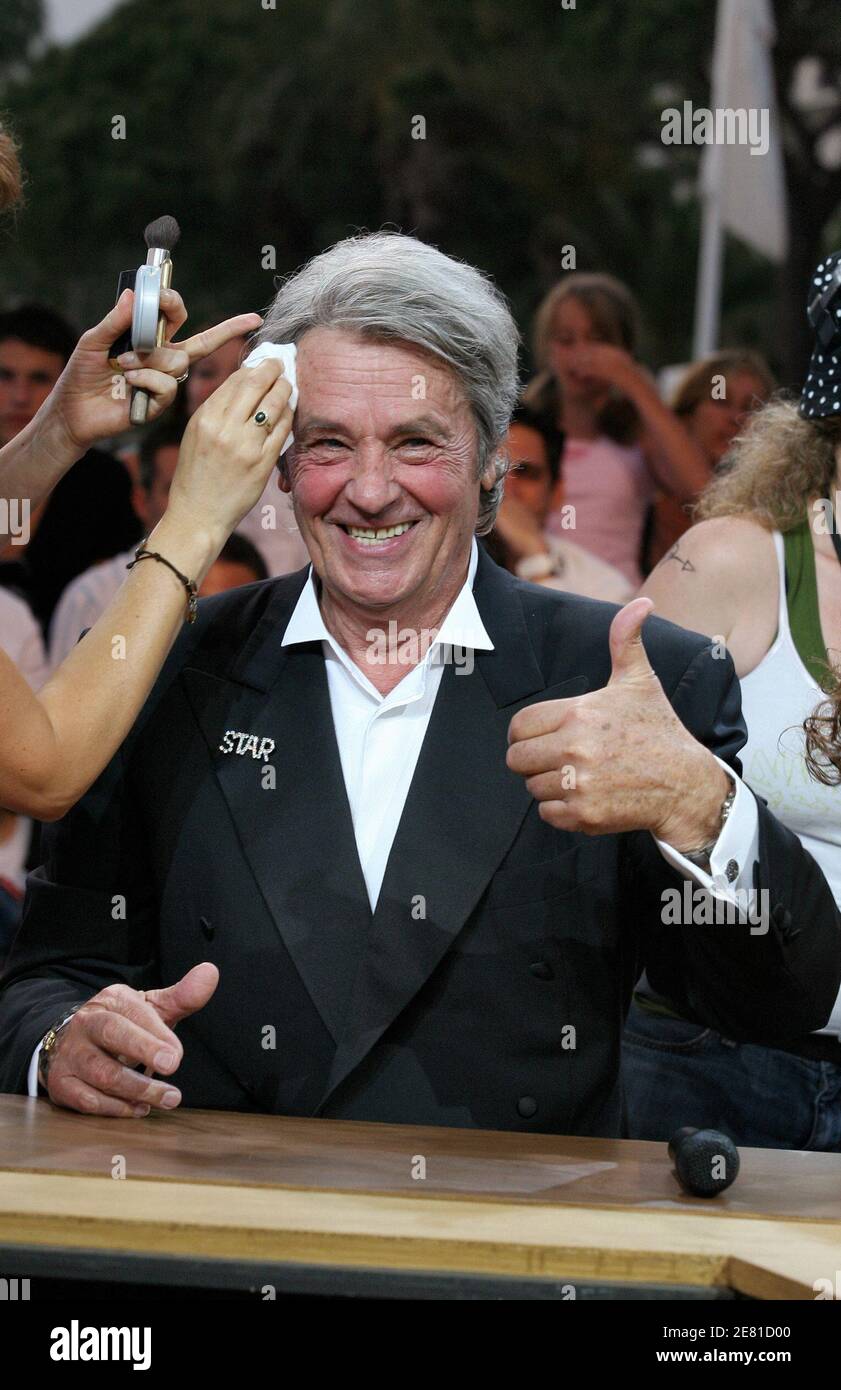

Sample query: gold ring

[254,410,272,430]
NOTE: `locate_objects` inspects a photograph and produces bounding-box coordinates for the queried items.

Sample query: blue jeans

[622,1000,841,1151]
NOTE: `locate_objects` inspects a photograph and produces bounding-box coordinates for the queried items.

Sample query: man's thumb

[608,596,655,683]
[146,962,219,1028]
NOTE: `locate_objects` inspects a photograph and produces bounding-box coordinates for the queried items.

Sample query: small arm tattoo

[663,543,695,573]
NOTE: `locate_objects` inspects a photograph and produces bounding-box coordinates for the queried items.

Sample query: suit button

[530,960,553,980]
[517,1096,538,1118]
[770,903,799,940]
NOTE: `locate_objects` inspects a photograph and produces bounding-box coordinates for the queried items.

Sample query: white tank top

[740,531,841,1034]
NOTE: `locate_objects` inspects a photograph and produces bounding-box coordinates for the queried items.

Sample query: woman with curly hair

[805,695,841,784]
[622,251,841,1151]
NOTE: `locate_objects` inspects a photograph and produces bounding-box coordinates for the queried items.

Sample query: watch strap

[38,1003,84,1086]
[681,775,737,866]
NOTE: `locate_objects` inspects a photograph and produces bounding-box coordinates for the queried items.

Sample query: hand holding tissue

[243,342,298,455]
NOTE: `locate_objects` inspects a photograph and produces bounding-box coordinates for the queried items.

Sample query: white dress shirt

[287,537,757,908]
[281,538,494,911]
[26,538,760,1093]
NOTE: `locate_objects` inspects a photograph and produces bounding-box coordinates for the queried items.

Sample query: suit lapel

[317,549,587,1108]
[182,575,372,1043]
[181,553,588,1102]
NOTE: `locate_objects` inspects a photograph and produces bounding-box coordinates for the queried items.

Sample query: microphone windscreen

[672,1128,740,1197]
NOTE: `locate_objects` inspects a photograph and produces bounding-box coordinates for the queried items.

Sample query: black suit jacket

[1,548,839,1135]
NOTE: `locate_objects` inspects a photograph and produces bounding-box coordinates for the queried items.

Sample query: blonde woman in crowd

[622,252,841,1151]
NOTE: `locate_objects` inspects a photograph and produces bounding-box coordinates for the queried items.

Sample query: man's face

[186,336,245,415]
[284,328,493,614]
[504,423,557,521]
[0,339,64,443]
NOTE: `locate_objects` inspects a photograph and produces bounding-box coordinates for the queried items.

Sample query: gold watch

[38,1004,83,1087]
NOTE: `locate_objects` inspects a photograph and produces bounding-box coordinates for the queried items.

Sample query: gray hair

[255,231,519,534]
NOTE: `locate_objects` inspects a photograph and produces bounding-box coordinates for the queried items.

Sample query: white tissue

[243,341,298,454]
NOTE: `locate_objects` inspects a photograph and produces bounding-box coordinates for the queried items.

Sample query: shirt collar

[281,536,494,683]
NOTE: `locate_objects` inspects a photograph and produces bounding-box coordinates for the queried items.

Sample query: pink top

[545,435,653,587]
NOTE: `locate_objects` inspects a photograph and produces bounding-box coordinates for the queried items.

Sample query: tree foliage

[0,0,838,382]
[0,0,44,79]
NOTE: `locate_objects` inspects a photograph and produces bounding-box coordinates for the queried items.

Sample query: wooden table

[0,1095,839,1299]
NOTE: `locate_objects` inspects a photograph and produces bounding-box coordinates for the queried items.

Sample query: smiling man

[0,232,839,1136]
[286,326,490,690]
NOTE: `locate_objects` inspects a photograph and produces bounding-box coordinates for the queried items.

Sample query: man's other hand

[40,962,219,1117]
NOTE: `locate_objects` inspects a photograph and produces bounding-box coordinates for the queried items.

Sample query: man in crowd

[487,403,632,602]
[0,304,141,635]
[0,233,837,1136]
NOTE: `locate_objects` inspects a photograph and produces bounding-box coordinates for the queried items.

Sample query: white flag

[701,0,788,261]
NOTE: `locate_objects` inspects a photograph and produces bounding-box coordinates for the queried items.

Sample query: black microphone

[668,1126,740,1197]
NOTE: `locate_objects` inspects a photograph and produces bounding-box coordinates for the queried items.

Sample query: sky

[44,0,123,45]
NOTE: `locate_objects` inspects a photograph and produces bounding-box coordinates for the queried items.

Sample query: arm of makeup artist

[0,286,237,533]
[0,290,293,820]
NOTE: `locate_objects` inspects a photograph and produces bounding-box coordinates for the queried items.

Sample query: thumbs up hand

[506,598,731,847]
[606,595,660,687]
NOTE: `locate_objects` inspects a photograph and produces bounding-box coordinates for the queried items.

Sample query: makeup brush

[128,215,181,425]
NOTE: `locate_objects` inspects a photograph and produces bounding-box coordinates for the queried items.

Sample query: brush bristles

[143,215,180,252]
